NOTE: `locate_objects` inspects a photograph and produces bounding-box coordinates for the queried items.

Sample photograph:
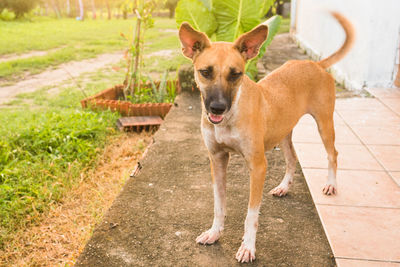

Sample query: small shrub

[122,71,177,104]
[0,0,39,18]
[0,8,16,21]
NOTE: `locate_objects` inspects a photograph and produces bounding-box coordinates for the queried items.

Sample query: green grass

[0,17,180,80]
[0,69,125,247]
[278,18,290,34]
[0,17,177,55]
[0,109,118,245]
[0,34,133,248]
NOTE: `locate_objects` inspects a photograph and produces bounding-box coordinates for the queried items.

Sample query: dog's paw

[196,229,221,245]
[322,183,337,195]
[235,242,256,263]
[269,185,289,197]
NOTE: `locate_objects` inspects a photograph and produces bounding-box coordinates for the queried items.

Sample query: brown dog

[179,12,354,263]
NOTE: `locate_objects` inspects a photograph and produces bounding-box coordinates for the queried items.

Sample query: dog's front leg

[196,151,229,245]
[236,152,267,263]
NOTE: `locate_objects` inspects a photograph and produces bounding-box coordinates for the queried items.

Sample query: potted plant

[81,0,179,119]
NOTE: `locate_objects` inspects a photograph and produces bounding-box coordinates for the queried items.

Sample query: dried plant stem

[138,26,147,93]
[62,67,87,98]
[122,49,131,100]
[131,9,142,96]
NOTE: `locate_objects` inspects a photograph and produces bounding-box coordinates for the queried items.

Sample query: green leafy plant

[122,0,156,99]
[175,0,281,80]
[150,71,167,103]
[126,71,177,104]
[121,0,177,104]
[175,0,217,37]
[245,15,282,80]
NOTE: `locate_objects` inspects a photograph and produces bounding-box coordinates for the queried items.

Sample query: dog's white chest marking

[202,117,244,154]
[202,126,239,153]
[214,125,240,149]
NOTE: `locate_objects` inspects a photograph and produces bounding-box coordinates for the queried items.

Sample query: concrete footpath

[75,90,335,266]
[293,89,400,266]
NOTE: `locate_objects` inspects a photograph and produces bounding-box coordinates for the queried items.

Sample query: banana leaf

[212,0,266,41]
[245,15,282,80]
[260,0,275,17]
[200,0,212,11]
[261,15,282,48]
[175,0,217,37]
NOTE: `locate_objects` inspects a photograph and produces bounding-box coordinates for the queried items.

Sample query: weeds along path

[0,51,123,104]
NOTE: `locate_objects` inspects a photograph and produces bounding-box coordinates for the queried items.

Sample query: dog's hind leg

[315,113,338,195]
[270,131,298,197]
[236,152,267,263]
[196,151,229,245]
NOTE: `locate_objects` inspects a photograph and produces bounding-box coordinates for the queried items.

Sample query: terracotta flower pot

[80,82,179,119]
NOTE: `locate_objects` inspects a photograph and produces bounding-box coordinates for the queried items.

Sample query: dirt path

[0,51,123,104]
[75,90,335,266]
[0,48,63,63]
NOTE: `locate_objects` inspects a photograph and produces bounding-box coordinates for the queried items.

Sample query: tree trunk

[66,0,71,17]
[131,14,142,95]
[44,1,49,16]
[168,7,175,18]
[77,0,84,20]
[51,0,61,18]
[91,0,96,19]
[106,0,111,19]
[276,1,284,15]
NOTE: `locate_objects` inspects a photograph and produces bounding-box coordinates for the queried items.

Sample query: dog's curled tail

[318,12,355,69]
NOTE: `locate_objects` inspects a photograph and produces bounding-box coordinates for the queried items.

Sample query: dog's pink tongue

[209,114,223,123]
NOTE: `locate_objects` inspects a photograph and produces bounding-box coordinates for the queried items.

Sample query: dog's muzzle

[208,101,226,124]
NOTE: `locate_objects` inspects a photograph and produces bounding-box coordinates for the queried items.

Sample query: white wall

[291,0,400,90]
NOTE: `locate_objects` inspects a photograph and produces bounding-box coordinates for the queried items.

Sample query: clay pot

[80,82,178,119]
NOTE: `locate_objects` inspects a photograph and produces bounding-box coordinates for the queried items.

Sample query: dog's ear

[179,22,211,60]
[233,24,268,61]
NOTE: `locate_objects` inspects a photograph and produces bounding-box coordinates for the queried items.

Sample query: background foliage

[0,0,180,20]
[0,0,40,18]
[175,0,282,80]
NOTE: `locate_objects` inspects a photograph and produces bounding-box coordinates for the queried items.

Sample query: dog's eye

[199,69,212,79]
[228,71,242,82]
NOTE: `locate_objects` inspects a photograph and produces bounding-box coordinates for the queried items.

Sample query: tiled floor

[292,88,400,266]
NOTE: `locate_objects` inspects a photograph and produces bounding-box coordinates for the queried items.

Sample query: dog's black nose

[209,101,227,115]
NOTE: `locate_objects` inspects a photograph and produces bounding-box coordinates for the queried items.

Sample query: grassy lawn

[0,16,186,248]
[0,16,288,82]
[279,18,290,34]
[0,17,187,81]
[0,74,123,248]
